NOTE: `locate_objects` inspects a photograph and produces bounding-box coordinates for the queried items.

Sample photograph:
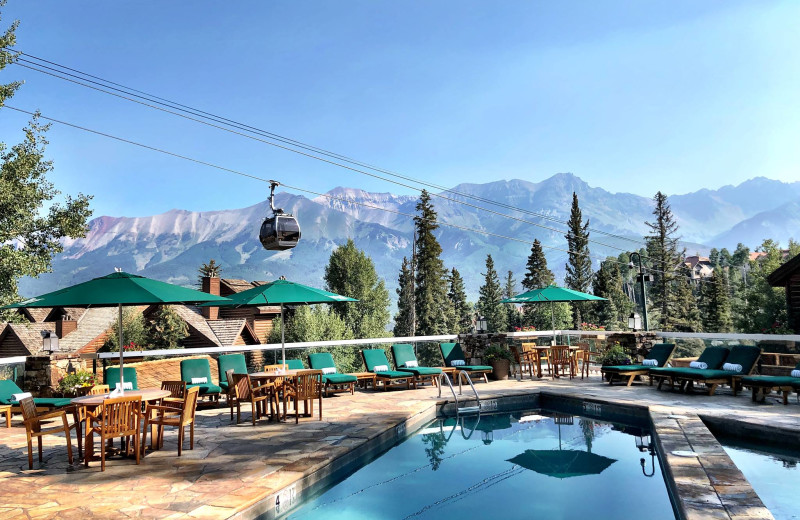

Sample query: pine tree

[591,258,632,329]
[325,239,391,338]
[448,267,472,333]
[521,239,570,329]
[564,192,592,328]
[673,264,702,332]
[393,256,415,336]
[504,270,519,329]
[700,269,732,332]
[645,191,683,330]
[413,190,449,335]
[476,255,507,333]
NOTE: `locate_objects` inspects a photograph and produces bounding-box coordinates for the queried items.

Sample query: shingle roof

[59,307,119,351]
[220,279,255,294]
[22,308,51,323]
[5,323,57,356]
[171,305,221,346]
[768,252,800,287]
[207,319,247,346]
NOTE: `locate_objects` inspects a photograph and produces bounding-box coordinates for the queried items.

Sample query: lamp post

[628,252,649,331]
[475,315,488,334]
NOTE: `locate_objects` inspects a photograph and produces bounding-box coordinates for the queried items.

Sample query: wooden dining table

[250,370,322,421]
[524,346,583,378]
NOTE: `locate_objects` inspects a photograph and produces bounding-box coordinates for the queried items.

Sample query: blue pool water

[720,439,800,520]
[287,410,675,519]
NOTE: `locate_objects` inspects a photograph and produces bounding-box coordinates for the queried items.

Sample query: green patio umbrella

[3,271,231,390]
[501,285,606,344]
[507,449,616,479]
[201,279,357,366]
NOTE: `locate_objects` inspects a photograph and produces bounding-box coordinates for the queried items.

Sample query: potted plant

[599,344,631,382]
[484,344,514,381]
[56,370,96,397]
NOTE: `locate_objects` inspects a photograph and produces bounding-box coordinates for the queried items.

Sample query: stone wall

[23,354,93,397]
[456,333,508,364]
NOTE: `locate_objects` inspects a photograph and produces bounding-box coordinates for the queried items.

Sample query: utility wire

[9,50,662,260]
[2,104,725,286]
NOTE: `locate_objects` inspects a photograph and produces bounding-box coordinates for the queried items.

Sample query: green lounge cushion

[308,352,337,371]
[286,359,305,370]
[21,397,73,407]
[362,349,394,372]
[391,344,419,368]
[601,364,653,374]
[722,346,761,374]
[0,380,71,407]
[741,375,800,388]
[180,358,219,395]
[645,343,676,367]
[695,346,730,370]
[322,373,357,385]
[104,367,139,391]
[217,353,248,390]
[440,342,467,367]
[397,367,443,377]
[374,370,415,379]
[459,365,492,371]
[187,382,222,395]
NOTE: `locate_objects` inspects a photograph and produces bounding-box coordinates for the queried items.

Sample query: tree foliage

[393,256,415,336]
[0,8,93,319]
[197,259,222,285]
[503,270,520,329]
[147,305,189,349]
[699,269,733,333]
[476,254,507,333]
[521,239,570,329]
[564,192,592,327]
[448,267,472,334]
[103,309,148,352]
[591,257,632,330]
[324,238,391,338]
[413,190,449,335]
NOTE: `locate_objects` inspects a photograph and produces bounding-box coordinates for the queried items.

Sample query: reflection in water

[288,410,675,520]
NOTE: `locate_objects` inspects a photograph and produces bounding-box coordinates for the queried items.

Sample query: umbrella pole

[280,303,286,367]
[118,303,124,393]
[551,302,556,346]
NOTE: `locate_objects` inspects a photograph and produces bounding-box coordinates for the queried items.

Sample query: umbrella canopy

[501,285,606,344]
[3,271,231,390]
[507,449,616,479]
[201,279,357,366]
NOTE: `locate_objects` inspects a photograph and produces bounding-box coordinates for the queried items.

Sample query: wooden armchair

[282,370,323,423]
[84,395,143,471]
[518,343,539,379]
[230,373,273,425]
[70,384,110,458]
[160,380,187,410]
[19,396,74,469]
[549,345,573,379]
[142,387,200,456]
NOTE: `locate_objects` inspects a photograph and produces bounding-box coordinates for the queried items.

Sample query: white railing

[0,356,27,365]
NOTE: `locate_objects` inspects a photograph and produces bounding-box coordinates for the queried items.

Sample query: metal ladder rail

[438,370,481,414]
[437,371,460,411]
[456,370,481,413]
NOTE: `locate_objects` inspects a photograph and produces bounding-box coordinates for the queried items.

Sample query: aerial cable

[8,50,664,260]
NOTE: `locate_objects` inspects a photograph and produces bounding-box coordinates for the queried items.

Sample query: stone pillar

[457,332,508,364]
[22,353,92,397]
[604,332,659,361]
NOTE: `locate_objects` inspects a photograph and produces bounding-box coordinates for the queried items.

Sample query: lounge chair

[741,362,800,405]
[0,379,73,412]
[652,346,761,396]
[104,367,139,391]
[180,358,221,401]
[391,343,442,387]
[308,352,358,396]
[601,343,676,386]
[216,354,248,393]
[361,349,416,391]
[438,343,492,384]
[285,359,305,370]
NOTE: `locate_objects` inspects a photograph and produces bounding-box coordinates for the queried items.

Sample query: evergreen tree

[718,248,732,268]
[521,239,570,329]
[197,259,222,286]
[147,305,189,349]
[413,190,449,335]
[673,264,702,332]
[476,255,507,333]
[591,257,632,329]
[448,267,472,333]
[700,269,732,332]
[325,239,391,338]
[708,248,719,268]
[645,191,684,330]
[393,256,415,336]
[504,270,520,329]
[0,8,93,320]
[731,243,750,267]
[564,192,592,328]
[103,309,148,351]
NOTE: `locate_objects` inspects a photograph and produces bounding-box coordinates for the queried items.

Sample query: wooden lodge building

[768,253,800,334]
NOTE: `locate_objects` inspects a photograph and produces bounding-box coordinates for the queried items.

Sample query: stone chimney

[55,310,77,338]
[201,276,220,320]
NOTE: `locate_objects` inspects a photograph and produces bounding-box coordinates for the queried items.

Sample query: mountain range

[19,173,800,302]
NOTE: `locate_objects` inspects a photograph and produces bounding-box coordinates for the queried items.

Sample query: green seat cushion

[392,344,418,368]
[645,343,676,367]
[286,359,305,370]
[460,365,492,371]
[187,383,222,395]
[397,367,442,376]
[374,370,414,379]
[601,364,652,374]
[440,342,467,367]
[0,379,25,404]
[650,367,730,380]
[322,373,358,385]
[308,352,337,370]
[741,375,800,388]
[28,397,73,408]
[724,346,762,374]
[104,367,139,390]
[695,346,730,370]
[362,349,393,372]
[217,354,247,375]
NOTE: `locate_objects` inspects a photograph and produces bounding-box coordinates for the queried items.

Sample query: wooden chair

[230,373,272,425]
[519,343,540,379]
[19,396,74,469]
[70,384,111,458]
[549,345,573,379]
[282,370,323,423]
[160,380,187,410]
[142,387,200,456]
[84,395,143,471]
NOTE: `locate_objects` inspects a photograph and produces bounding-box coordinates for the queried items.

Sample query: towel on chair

[689,361,708,370]
[642,359,658,366]
[12,392,32,401]
[451,360,465,367]
[191,377,208,384]
[321,367,336,375]
[404,360,418,368]
[374,365,389,372]
[791,370,800,378]
[722,363,743,373]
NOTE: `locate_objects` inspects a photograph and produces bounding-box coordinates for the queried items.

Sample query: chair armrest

[30,409,69,423]
[145,404,180,413]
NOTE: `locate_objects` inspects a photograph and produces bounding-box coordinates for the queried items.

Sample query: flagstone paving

[1,373,797,519]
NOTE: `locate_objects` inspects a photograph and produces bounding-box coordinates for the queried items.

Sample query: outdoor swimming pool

[719,437,800,520]
[286,410,676,519]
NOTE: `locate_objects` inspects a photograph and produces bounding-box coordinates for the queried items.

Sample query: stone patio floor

[1,373,798,519]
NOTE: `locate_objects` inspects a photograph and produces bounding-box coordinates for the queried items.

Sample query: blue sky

[1,1,798,218]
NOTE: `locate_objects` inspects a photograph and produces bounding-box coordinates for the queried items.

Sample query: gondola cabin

[259,213,301,251]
